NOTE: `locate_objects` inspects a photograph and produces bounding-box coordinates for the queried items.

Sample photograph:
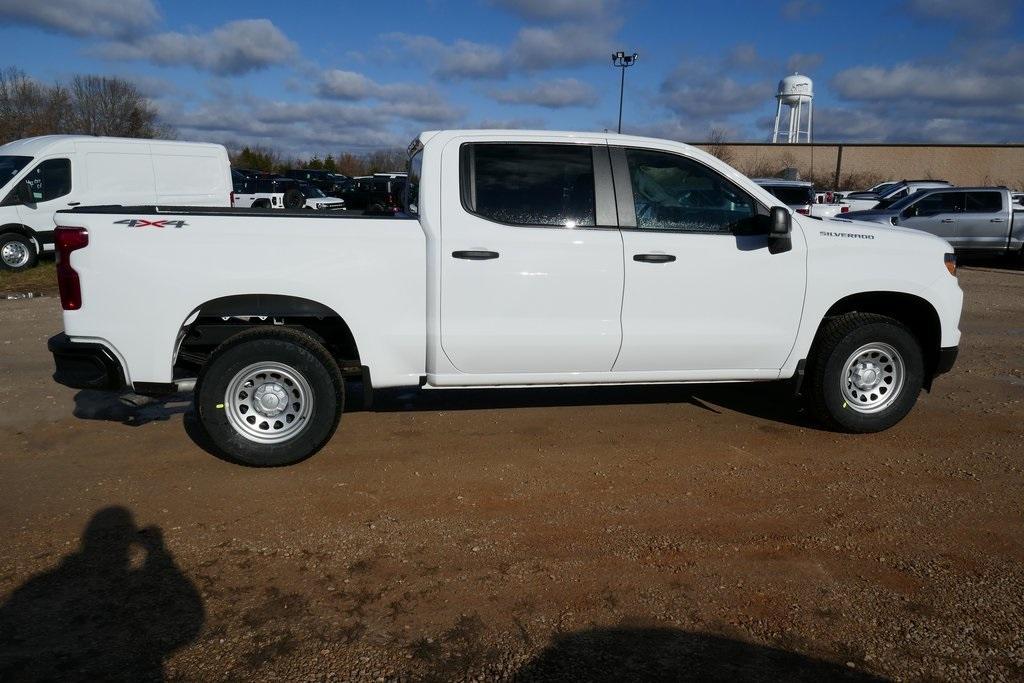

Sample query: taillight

[796,208,810,215]
[841,205,850,213]
[55,226,88,311]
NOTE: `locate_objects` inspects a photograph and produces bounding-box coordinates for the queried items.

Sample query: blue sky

[1,0,1022,156]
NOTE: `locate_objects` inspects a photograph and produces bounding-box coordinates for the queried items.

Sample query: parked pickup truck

[844,187,1023,257]
[843,180,953,212]
[48,130,963,466]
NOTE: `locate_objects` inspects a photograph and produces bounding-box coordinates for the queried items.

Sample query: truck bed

[56,206,427,388]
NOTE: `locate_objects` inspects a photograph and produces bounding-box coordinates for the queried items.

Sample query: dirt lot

[1,265,1022,682]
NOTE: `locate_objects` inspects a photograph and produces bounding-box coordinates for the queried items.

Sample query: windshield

[871,182,898,195]
[404,145,423,215]
[886,190,929,212]
[303,185,326,197]
[0,156,32,188]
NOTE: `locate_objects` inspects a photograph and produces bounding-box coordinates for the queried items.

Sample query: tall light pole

[612,51,638,134]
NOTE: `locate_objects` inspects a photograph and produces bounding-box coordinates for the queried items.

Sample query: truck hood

[841,209,897,223]
[808,214,952,251]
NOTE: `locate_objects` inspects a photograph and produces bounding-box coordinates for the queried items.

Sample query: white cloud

[905,0,1016,30]
[316,69,441,103]
[786,53,823,73]
[384,33,508,81]
[0,0,159,37]
[492,0,619,21]
[97,19,298,76]
[489,78,599,108]
[510,23,617,70]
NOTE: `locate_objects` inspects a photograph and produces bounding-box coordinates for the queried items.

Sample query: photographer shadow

[0,507,204,681]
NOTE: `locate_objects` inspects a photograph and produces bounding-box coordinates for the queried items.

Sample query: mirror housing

[768,206,792,254]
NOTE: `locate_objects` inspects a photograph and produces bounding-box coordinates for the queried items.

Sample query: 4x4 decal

[114,218,188,229]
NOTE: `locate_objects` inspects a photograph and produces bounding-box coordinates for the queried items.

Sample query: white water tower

[771,73,813,143]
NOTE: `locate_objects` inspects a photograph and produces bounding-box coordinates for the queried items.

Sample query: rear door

[439,137,624,375]
[959,190,1005,250]
[613,146,805,373]
[900,191,962,245]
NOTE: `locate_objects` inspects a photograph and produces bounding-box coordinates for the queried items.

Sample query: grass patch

[0,259,58,295]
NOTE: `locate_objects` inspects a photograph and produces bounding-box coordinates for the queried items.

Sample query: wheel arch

[175,294,361,372]
[1,223,39,244]
[815,290,942,388]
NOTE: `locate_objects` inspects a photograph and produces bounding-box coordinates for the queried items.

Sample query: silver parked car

[844,186,1023,257]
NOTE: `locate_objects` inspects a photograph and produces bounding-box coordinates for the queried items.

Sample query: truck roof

[0,134,226,156]
[752,178,813,187]
[419,129,713,151]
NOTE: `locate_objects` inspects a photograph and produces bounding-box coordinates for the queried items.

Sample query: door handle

[633,253,676,263]
[940,218,954,223]
[452,250,499,260]
[990,218,1005,223]
[67,202,81,206]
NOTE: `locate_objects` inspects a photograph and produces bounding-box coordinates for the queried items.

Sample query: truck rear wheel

[0,233,38,272]
[196,328,344,466]
[804,313,924,433]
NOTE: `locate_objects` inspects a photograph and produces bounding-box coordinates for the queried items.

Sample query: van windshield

[0,156,32,187]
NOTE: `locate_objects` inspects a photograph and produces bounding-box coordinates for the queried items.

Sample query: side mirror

[768,206,792,254]
[2,180,33,207]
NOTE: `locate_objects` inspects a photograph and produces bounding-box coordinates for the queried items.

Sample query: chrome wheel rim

[1,241,29,268]
[225,362,313,443]
[841,342,905,414]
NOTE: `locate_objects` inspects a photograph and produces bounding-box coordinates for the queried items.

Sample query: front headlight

[944,252,957,276]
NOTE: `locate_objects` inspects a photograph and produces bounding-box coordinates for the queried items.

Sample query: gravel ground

[0,263,1022,682]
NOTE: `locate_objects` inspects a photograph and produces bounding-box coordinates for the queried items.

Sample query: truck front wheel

[804,313,924,433]
[196,328,344,466]
[0,233,38,272]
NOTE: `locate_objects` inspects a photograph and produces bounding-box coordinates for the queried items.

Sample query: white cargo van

[0,136,231,271]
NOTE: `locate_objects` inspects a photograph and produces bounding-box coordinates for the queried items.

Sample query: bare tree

[705,127,734,165]
[0,68,171,144]
[65,75,167,138]
[0,68,66,142]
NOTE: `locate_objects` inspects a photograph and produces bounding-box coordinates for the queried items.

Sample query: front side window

[405,147,422,215]
[22,158,71,203]
[626,149,756,233]
[964,191,1001,213]
[910,191,962,216]
[462,143,595,227]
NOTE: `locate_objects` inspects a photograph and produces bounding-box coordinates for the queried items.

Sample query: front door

[439,139,624,375]
[14,157,73,250]
[900,191,962,245]
[613,147,806,373]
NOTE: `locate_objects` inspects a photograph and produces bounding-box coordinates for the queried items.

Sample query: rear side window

[23,158,71,202]
[964,191,1001,213]
[461,143,595,227]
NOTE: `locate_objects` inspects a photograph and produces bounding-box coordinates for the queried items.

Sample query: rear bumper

[48,333,127,391]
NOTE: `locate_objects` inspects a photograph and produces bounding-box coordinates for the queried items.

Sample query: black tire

[804,313,924,433]
[0,233,38,272]
[196,328,344,466]
[283,188,305,210]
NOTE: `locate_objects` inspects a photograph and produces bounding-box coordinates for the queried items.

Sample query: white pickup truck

[48,130,963,466]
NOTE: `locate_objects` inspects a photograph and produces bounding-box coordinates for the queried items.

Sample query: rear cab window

[964,191,1002,213]
[460,143,595,227]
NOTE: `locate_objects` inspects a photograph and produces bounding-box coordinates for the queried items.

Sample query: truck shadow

[0,506,204,681]
[957,254,1024,273]
[507,626,887,682]
[357,381,821,430]
[73,381,820,434]
[72,389,192,427]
